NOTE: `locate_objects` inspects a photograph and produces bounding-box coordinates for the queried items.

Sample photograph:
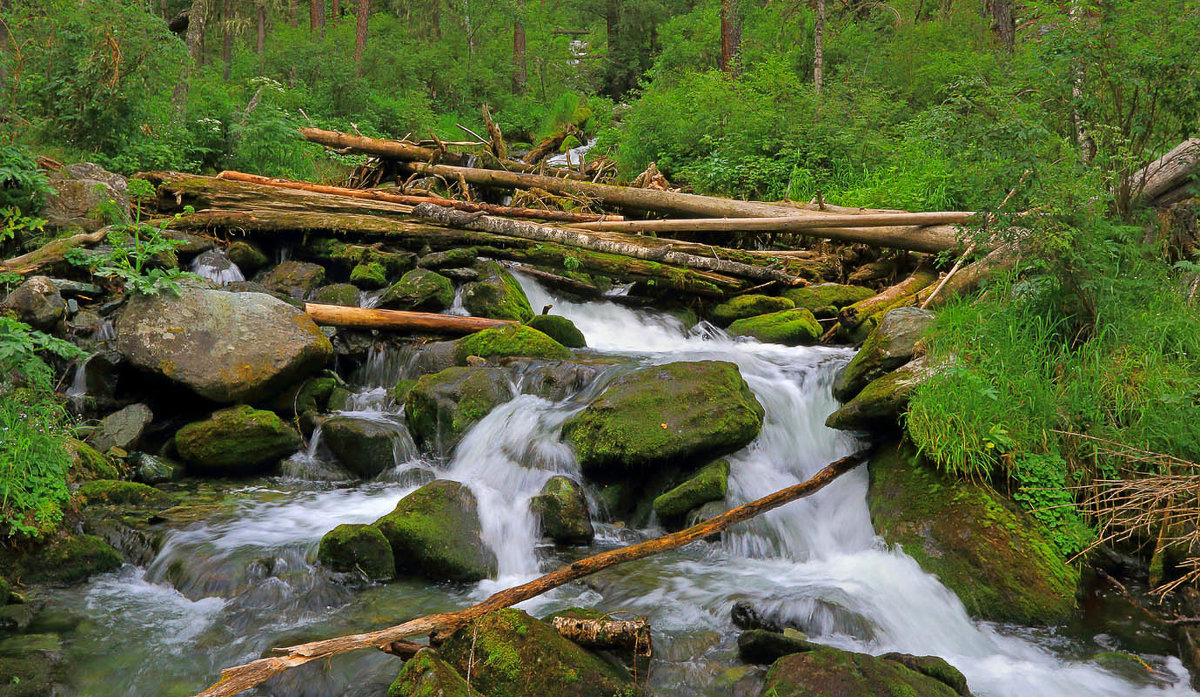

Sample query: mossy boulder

[387,648,481,697]
[2,276,64,330]
[226,241,268,273]
[783,283,874,318]
[867,444,1079,624]
[380,269,455,312]
[68,439,123,480]
[454,324,572,364]
[350,261,388,289]
[530,476,594,545]
[391,378,417,404]
[526,314,587,348]
[710,294,795,327]
[317,523,395,581]
[0,634,63,697]
[652,459,730,520]
[440,608,632,697]
[462,261,534,321]
[270,375,339,420]
[419,248,478,270]
[19,535,122,585]
[737,629,818,665]
[258,260,326,299]
[563,361,764,477]
[75,480,172,508]
[762,647,967,697]
[406,366,514,449]
[826,357,927,432]
[373,480,497,582]
[834,306,935,402]
[312,283,360,307]
[321,415,398,478]
[727,308,822,346]
[175,406,302,473]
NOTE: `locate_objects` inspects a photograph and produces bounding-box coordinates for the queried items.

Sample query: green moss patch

[372,480,496,582]
[454,324,571,364]
[763,647,962,697]
[317,523,395,581]
[526,314,587,348]
[727,308,822,346]
[19,534,122,585]
[783,283,874,317]
[380,269,454,311]
[388,648,481,697]
[405,366,515,449]
[652,459,730,519]
[174,405,302,473]
[462,261,535,321]
[75,480,173,508]
[710,294,795,326]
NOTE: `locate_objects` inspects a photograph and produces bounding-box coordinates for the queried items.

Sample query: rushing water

[48,274,1195,696]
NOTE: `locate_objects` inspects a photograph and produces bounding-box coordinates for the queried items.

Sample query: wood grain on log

[304,303,517,334]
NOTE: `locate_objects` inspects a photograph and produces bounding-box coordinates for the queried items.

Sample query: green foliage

[0,143,52,214]
[0,317,86,391]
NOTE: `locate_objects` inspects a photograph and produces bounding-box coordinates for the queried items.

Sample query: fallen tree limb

[509,265,605,298]
[0,228,109,275]
[412,203,806,286]
[304,303,517,334]
[191,447,873,697]
[837,265,939,329]
[550,617,650,654]
[141,171,415,218]
[1134,138,1200,205]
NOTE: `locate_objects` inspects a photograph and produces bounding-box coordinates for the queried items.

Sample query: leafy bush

[0,142,52,214]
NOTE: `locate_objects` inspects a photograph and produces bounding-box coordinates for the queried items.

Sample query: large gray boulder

[2,276,65,330]
[834,307,934,402]
[321,416,398,478]
[88,403,153,453]
[462,261,534,321]
[115,286,332,403]
[43,163,129,231]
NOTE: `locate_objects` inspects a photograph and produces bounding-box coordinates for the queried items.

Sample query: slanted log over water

[190,448,873,697]
[304,303,517,334]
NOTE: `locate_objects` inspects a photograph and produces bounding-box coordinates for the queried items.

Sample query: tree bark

[189,448,872,697]
[986,0,1015,52]
[222,0,234,80]
[310,0,325,36]
[354,0,368,65]
[814,0,826,92]
[481,104,508,161]
[837,265,939,328]
[720,0,742,76]
[186,0,208,66]
[550,617,650,653]
[256,3,267,54]
[1132,138,1200,205]
[0,229,110,275]
[305,303,516,333]
[513,20,527,94]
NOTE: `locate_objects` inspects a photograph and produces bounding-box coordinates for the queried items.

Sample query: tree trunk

[513,20,527,94]
[309,0,325,36]
[305,303,516,334]
[354,0,369,65]
[986,0,1015,52]
[0,229,111,276]
[813,0,825,92]
[604,0,622,96]
[1069,0,1094,165]
[189,449,872,697]
[1132,138,1200,205]
[720,0,742,76]
[481,104,508,161]
[222,0,234,80]
[837,265,939,328]
[549,617,650,653]
[333,0,341,20]
[256,4,267,54]
[186,0,208,66]
[161,0,168,19]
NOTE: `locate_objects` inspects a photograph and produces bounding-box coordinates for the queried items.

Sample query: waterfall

[190,248,245,286]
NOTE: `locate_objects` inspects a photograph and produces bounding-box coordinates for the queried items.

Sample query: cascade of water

[190,248,245,286]
[66,354,93,410]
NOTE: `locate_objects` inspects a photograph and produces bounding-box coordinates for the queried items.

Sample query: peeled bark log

[141,171,414,218]
[509,265,605,298]
[550,617,650,653]
[838,266,939,328]
[412,203,805,286]
[0,229,109,275]
[305,303,516,334]
[1134,138,1200,205]
[189,448,872,697]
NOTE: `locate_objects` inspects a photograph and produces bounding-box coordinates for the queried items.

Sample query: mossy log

[304,303,517,334]
[140,171,415,218]
[188,448,872,697]
[0,228,109,275]
[1133,137,1200,205]
[837,265,939,329]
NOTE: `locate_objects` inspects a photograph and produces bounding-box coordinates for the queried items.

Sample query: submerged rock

[454,324,572,364]
[405,366,514,449]
[783,283,874,318]
[379,269,454,312]
[317,523,395,581]
[258,260,326,299]
[563,361,764,477]
[175,405,302,473]
[737,629,818,665]
[115,286,332,403]
[388,648,481,697]
[320,416,397,478]
[87,403,153,453]
[373,480,496,582]
[761,647,969,697]
[18,534,123,585]
[462,261,534,321]
[867,444,1079,624]
[525,314,587,348]
[834,306,934,401]
[711,294,795,327]
[439,608,632,697]
[129,451,183,484]
[225,241,268,273]
[826,356,927,432]
[510,359,602,401]
[530,476,594,545]
[652,459,730,520]
[75,479,172,508]
[727,308,822,346]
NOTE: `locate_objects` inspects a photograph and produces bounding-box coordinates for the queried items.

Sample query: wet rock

[761,647,967,697]
[269,374,339,420]
[0,603,37,635]
[163,230,214,257]
[525,314,587,348]
[0,632,65,697]
[867,443,1079,624]
[373,480,496,582]
[115,286,332,403]
[531,476,594,545]
[462,261,534,321]
[175,405,302,474]
[454,324,572,364]
[0,577,9,605]
[258,260,326,299]
[2,275,65,330]
[826,356,928,432]
[711,294,795,327]
[406,340,459,377]
[87,403,153,453]
[563,361,764,478]
[349,261,387,289]
[783,283,874,318]
[511,359,601,401]
[388,647,480,697]
[75,479,172,508]
[43,162,128,231]
[312,283,360,307]
[737,629,818,665]
[653,459,730,520]
[320,416,397,478]
[317,523,395,581]
[881,653,972,696]
[67,440,123,480]
[18,534,123,585]
[834,306,934,401]
[406,366,514,449]
[129,451,183,484]
[440,608,632,697]
[379,269,455,312]
[727,308,822,346]
[191,249,245,286]
[74,351,122,412]
[440,267,478,282]
[419,248,478,270]
[47,278,102,299]
[331,329,375,360]
[731,600,785,632]
[81,517,164,566]
[226,241,268,273]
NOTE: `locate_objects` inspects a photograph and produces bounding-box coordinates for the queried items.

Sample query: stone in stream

[405,366,515,450]
[349,261,388,289]
[826,356,929,432]
[453,324,572,364]
[418,247,478,270]
[736,629,818,665]
[311,282,360,307]
[114,286,332,403]
[129,451,183,484]
[462,260,535,321]
[0,632,66,697]
[867,443,1079,625]
[87,403,153,453]
[782,283,874,318]
[379,269,454,312]
[372,480,497,582]
[320,415,398,478]
[388,648,480,697]
[16,534,123,585]
[727,308,822,346]
[530,476,594,545]
[1,275,65,330]
[525,313,587,348]
[834,306,935,402]
[563,360,764,478]
[761,647,970,697]
[257,260,326,299]
[174,405,302,474]
[652,459,730,520]
[439,608,633,697]
[317,523,395,581]
[710,294,795,327]
[74,479,173,508]
[508,359,602,402]
[225,240,268,273]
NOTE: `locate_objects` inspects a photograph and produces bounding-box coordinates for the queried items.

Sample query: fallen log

[215,170,621,223]
[509,265,605,298]
[411,203,806,286]
[140,171,415,219]
[524,127,578,166]
[0,228,109,275]
[550,617,650,654]
[837,265,939,329]
[190,447,873,697]
[1134,138,1200,205]
[304,303,517,334]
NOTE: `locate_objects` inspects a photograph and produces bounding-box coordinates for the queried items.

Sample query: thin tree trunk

[256,4,266,54]
[605,0,621,96]
[309,0,319,33]
[1069,0,1094,165]
[187,0,208,66]
[354,0,369,65]
[161,0,168,19]
[188,449,872,697]
[222,0,234,80]
[986,0,1014,52]
[0,0,10,85]
[513,20,527,94]
[332,0,341,20]
[813,0,825,92]
[720,0,742,76]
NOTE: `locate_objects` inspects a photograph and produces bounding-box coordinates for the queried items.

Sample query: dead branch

[0,228,109,275]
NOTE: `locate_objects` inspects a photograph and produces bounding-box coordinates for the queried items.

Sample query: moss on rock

[453,324,572,364]
[530,476,594,545]
[406,366,514,449]
[783,283,874,317]
[75,480,173,508]
[259,260,326,299]
[68,439,124,480]
[834,306,935,402]
[19,534,122,585]
[526,314,587,348]
[317,523,395,581]
[727,308,822,346]
[867,444,1079,624]
[380,269,454,312]
[463,261,534,321]
[652,459,730,519]
[826,357,926,432]
[372,480,497,582]
[320,416,398,478]
[388,648,481,697]
[350,261,388,289]
[226,241,268,272]
[175,405,302,473]
[763,647,964,697]
[710,294,794,327]
[312,283,360,307]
